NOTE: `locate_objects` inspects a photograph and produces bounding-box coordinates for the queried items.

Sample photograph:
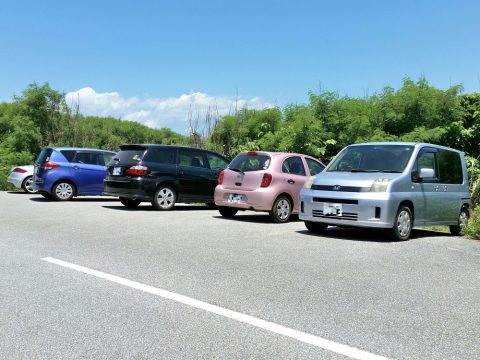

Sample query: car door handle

[288,179,295,184]
[178,169,184,176]
[73,166,80,170]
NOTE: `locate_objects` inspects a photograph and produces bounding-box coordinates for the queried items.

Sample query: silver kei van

[299,142,471,241]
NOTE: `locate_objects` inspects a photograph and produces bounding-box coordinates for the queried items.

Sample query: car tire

[152,185,176,211]
[390,205,413,241]
[269,196,292,223]
[218,206,238,218]
[119,197,141,208]
[450,206,469,236]
[304,221,328,233]
[52,181,75,201]
[21,176,37,194]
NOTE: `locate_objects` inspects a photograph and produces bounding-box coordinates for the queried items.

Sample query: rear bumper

[214,185,278,211]
[7,173,23,189]
[32,179,50,193]
[103,178,153,201]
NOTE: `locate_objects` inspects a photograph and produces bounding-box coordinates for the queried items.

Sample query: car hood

[313,171,404,188]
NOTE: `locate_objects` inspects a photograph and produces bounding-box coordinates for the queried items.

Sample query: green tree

[13,83,68,147]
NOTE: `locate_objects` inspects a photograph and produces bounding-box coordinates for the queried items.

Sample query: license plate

[228,194,243,203]
[323,203,342,216]
[112,167,122,175]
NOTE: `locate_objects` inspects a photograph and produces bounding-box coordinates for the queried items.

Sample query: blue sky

[1,0,479,132]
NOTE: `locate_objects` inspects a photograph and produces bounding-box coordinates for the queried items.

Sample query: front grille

[313,197,358,205]
[311,185,367,192]
[312,210,358,221]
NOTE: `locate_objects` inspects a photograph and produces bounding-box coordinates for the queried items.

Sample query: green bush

[470,179,480,208]
[465,208,480,240]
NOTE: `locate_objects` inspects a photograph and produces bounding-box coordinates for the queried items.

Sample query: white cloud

[65,87,274,134]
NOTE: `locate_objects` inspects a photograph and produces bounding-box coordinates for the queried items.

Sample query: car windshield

[327,145,414,173]
[228,154,271,172]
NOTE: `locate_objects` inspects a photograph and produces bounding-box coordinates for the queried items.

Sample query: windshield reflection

[327,145,414,173]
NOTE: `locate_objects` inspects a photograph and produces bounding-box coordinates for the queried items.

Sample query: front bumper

[299,189,399,229]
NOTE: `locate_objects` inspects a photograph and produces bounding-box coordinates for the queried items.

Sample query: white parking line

[41,257,390,360]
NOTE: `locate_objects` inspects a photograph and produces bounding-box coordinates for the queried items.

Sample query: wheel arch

[154,179,179,195]
[273,192,295,211]
[460,202,470,212]
[21,175,33,188]
[51,178,78,196]
[398,200,414,220]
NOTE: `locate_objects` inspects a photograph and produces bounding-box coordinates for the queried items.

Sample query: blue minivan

[33,147,116,201]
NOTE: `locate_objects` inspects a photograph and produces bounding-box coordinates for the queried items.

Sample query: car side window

[178,149,206,168]
[438,150,463,184]
[205,153,228,170]
[305,158,325,175]
[74,152,104,165]
[103,152,114,165]
[93,153,105,166]
[414,151,438,182]
[60,150,76,162]
[73,152,91,164]
[282,156,306,176]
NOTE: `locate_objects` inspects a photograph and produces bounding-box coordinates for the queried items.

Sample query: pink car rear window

[229,154,271,172]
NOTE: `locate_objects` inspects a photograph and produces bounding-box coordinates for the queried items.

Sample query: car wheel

[390,205,413,241]
[450,207,469,236]
[304,221,328,233]
[269,196,292,223]
[218,206,238,218]
[119,197,141,208]
[52,181,75,201]
[22,176,37,194]
[152,185,176,210]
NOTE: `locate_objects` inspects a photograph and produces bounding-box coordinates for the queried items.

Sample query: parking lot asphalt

[1,191,479,359]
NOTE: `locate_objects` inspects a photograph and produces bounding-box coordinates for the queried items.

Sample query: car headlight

[370,178,391,192]
[304,176,316,189]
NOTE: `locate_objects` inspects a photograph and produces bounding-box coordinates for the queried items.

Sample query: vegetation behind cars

[1,78,479,238]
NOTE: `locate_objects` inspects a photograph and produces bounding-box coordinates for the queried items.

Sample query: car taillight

[218,170,225,185]
[260,173,272,187]
[43,161,60,171]
[125,165,150,176]
[247,151,257,155]
[13,168,27,173]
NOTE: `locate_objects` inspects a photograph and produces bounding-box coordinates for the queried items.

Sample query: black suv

[104,144,229,210]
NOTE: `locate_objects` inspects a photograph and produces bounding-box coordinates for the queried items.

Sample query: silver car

[299,142,471,241]
[7,165,37,194]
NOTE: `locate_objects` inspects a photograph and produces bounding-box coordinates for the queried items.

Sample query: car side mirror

[419,168,435,179]
[412,168,435,182]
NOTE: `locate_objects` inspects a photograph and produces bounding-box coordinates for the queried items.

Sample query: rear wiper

[113,157,120,161]
[350,169,380,173]
[379,170,402,173]
[228,167,244,173]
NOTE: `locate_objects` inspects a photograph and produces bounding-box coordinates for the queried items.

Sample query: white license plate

[323,203,342,216]
[112,167,122,175]
[228,194,243,203]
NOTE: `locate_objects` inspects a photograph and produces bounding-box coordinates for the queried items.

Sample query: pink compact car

[215,151,325,222]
